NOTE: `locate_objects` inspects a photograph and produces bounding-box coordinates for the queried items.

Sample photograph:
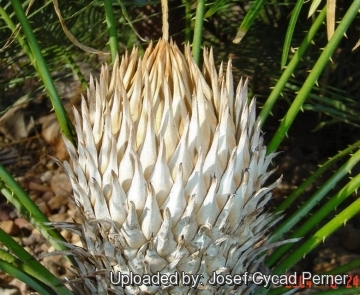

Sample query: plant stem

[63,48,88,90]
[272,198,360,274]
[0,6,35,68]
[0,231,74,295]
[273,139,360,213]
[182,0,191,43]
[280,0,304,68]
[0,259,55,295]
[268,168,360,268]
[161,0,169,41]
[0,164,69,253]
[10,0,75,145]
[104,0,119,63]
[259,6,326,129]
[266,0,360,154]
[268,147,360,250]
[322,257,360,275]
[192,0,206,64]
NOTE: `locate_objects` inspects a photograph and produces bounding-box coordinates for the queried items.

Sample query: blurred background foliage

[1,0,359,134]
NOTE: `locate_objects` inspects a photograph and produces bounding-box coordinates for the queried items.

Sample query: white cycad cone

[61,39,283,295]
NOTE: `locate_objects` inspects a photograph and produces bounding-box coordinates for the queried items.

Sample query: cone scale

[61,39,282,294]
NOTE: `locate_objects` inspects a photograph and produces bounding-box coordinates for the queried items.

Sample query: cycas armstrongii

[60,37,288,294]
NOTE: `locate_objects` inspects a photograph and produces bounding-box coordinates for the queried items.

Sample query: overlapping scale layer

[62,40,282,295]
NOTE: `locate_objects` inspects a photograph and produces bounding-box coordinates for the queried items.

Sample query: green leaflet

[233,0,266,44]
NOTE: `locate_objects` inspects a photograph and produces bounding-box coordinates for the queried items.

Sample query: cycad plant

[1,0,360,295]
[59,35,288,293]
